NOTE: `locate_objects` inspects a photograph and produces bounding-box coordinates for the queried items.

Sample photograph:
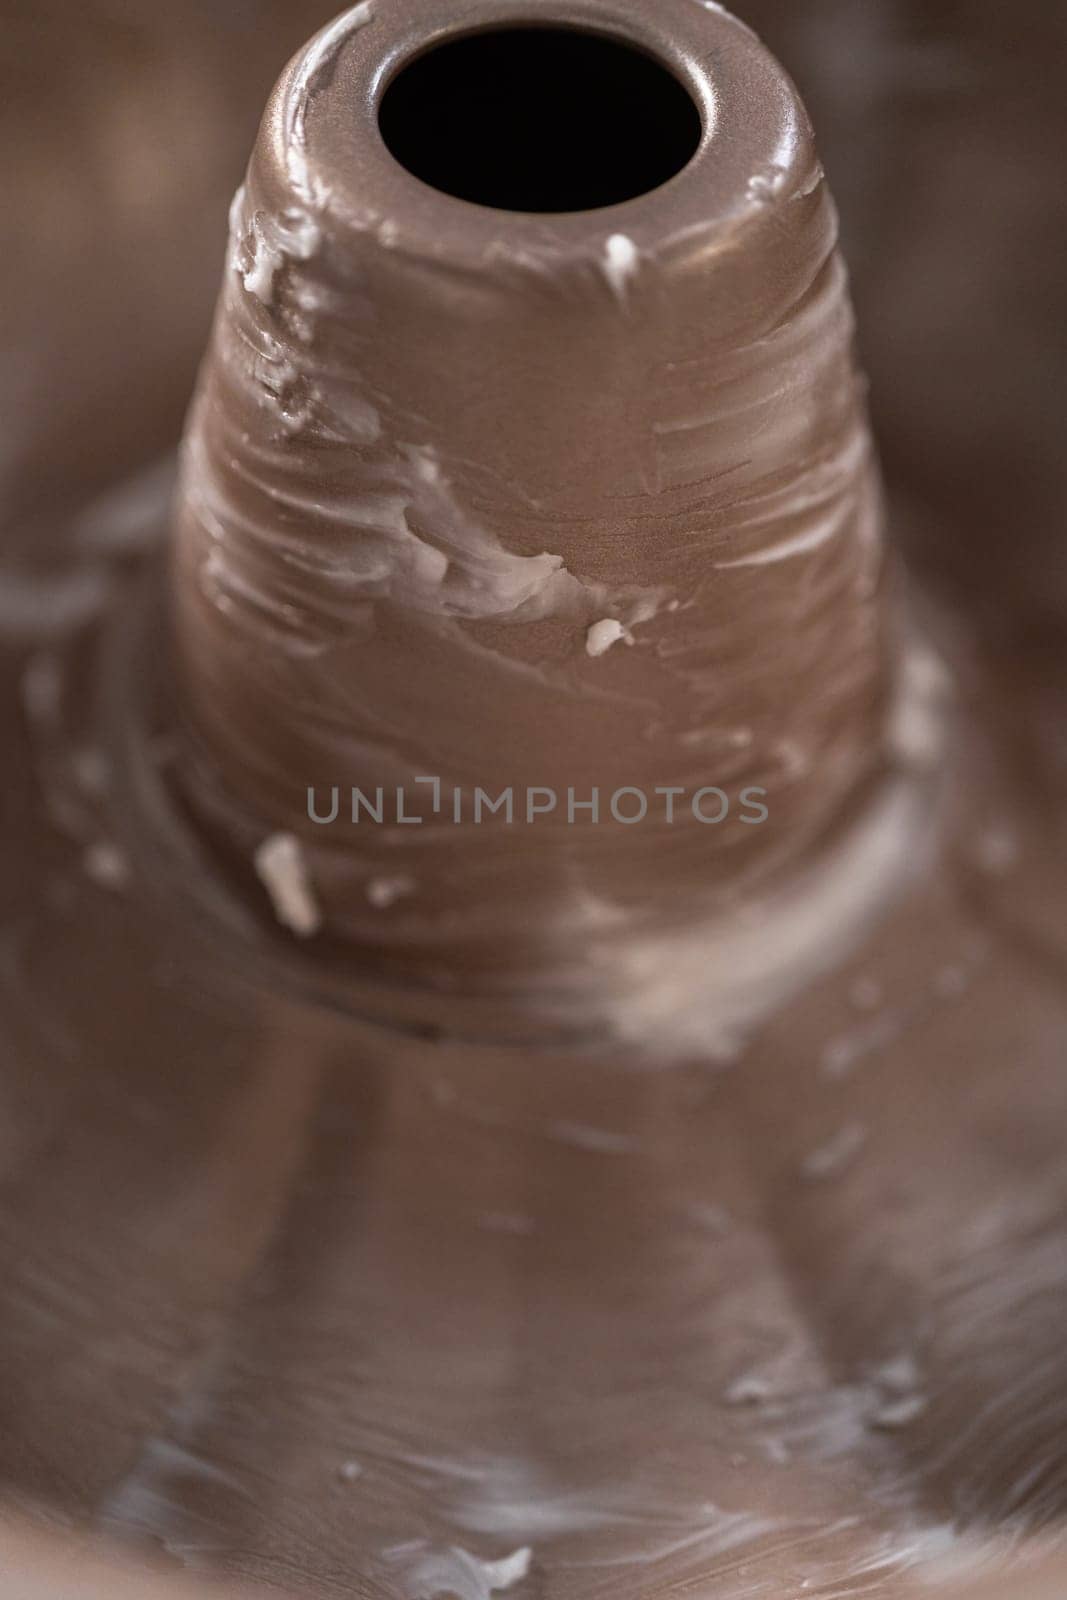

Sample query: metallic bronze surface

[1,3,1067,1597]
[170,0,908,1032]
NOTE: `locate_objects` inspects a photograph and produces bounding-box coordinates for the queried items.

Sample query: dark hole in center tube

[378,27,703,213]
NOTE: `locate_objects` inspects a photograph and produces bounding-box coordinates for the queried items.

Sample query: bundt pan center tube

[170,0,932,1053]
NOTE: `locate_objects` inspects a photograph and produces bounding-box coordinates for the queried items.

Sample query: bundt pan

[1,1,1066,1596]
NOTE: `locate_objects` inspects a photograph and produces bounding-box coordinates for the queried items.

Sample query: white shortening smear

[194,434,589,627]
[254,832,322,937]
[388,1542,531,1600]
[390,444,585,620]
[558,632,951,1058]
[413,1453,778,1559]
[715,507,849,569]
[586,618,628,657]
[284,2,376,203]
[588,769,940,1061]
[602,233,639,298]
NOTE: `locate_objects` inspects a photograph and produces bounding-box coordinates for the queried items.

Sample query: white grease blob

[586,618,628,657]
[746,164,789,205]
[230,187,322,307]
[243,210,322,305]
[254,832,322,937]
[724,1373,775,1407]
[602,234,639,298]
